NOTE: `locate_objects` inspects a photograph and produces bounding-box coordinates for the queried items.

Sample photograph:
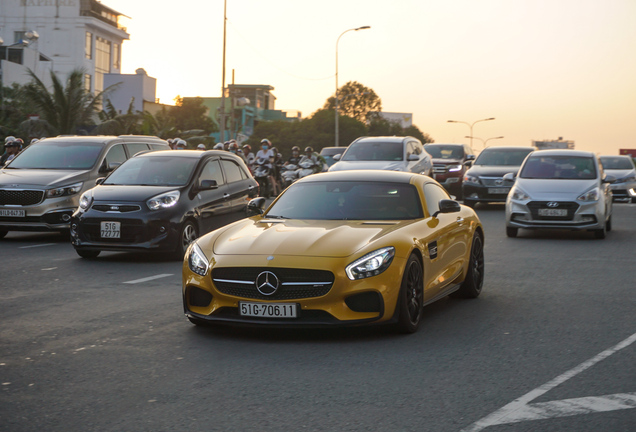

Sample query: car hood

[604,169,635,179]
[212,218,409,258]
[515,178,598,199]
[466,165,522,177]
[91,185,184,202]
[432,158,463,165]
[0,168,90,188]
[329,160,406,172]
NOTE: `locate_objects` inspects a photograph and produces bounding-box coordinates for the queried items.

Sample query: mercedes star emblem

[255,271,279,296]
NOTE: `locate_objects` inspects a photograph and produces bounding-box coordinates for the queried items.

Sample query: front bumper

[182,254,407,327]
[0,193,80,232]
[608,183,636,202]
[463,183,511,204]
[506,199,606,230]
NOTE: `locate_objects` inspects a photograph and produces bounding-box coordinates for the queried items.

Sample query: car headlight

[78,190,93,211]
[615,175,636,184]
[448,164,463,172]
[345,247,395,280]
[464,175,480,185]
[577,187,600,202]
[46,182,83,198]
[511,187,530,201]
[147,190,180,211]
[187,242,209,276]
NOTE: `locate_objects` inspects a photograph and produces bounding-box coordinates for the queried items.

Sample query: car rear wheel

[606,215,612,232]
[506,227,518,238]
[396,254,424,334]
[451,233,484,299]
[175,221,198,259]
[76,249,100,259]
[0,230,7,239]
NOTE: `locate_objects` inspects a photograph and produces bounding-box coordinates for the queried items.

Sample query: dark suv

[424,143,475,198]
[0,135,170,237]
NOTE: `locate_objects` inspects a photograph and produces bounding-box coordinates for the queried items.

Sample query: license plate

[538,208,568,217]
[239,302,297,318]
[488,187,510,194]
[0,209,25,217]
[100,221,121,238]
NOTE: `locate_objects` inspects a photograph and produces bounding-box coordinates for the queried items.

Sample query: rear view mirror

[247,197,266,216]
[95,177,105,185]
[464,160,473,168]
[432,199,461,218]
[502,172,516,182]
[407,154,419,162]
[603,174,616,184]
[333,154,342,161]
[466,154,476,161]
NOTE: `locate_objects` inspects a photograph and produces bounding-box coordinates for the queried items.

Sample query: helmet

[14,138,24,148]
[229,142,239,152]
[242,144,251,152]
[197,143,206,150]
[4,136,15,144]
[305,146,314,153]
[291,146,300,152]
[175,139,187,148]
[213,142,224,150]
[30,138,39,145]
[261,139,271,146]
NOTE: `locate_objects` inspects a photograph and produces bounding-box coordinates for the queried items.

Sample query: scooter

[280,164,299,187]
[253,158,272,198]
[297,159,317,180]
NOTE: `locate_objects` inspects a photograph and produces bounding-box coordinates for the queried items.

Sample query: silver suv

[0,135,170,237]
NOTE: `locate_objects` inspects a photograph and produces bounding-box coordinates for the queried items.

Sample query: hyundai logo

[495,179,503,186]
[255,271,279,296]
[546,202,560,208]
[110,206,120,211]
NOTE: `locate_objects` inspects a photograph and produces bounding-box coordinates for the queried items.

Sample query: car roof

[352,136,415,144]
[599,155,631,159]
[294,169,419,184]
[529,149,595,158]
[37,135,168,146]
[480,146,535,151]
[135,149,240,160]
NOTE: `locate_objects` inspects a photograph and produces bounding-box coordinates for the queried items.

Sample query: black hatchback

[71,150,258,258]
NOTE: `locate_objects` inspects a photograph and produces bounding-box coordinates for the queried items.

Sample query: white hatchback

[505,150,613,239]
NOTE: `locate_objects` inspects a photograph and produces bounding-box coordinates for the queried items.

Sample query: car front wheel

[396,254,424,334]
[506,227,518,238]
[76,249,100,259]
[0,230,7,239]
[451,233,484,299]
[176,221,198,259]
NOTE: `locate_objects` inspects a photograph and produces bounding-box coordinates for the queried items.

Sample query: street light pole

[219,0,228,143]
[335,25,370,147]
[465,135,504,148]
[447,117,495,149]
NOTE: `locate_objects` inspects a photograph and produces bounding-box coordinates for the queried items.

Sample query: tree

[93,98,142,135]
[367,118,435,144]
[22,69,109,134]
[323,81,382,122]
[171,97,217,135]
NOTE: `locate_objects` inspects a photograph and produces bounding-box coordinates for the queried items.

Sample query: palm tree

[23,69,110,135]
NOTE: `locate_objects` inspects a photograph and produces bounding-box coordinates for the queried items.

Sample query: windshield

[474,149,533,166]
[600,157,634,170]
[265,181,423,220]
[342,142,403,162]
[520,156,597,180]
[6,142,103,169]
[424,145,464,159]
[104,156,198,186]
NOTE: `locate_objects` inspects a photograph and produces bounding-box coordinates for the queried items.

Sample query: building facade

[533,138,575,150]
[0,0,129,93]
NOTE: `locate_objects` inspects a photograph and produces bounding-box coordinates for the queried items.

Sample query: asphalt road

[1,204,635,432]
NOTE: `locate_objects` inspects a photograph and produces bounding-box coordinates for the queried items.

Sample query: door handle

[223,193,230,199]
[456,217,465,225]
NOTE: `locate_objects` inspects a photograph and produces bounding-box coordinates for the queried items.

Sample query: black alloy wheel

[76,249,100,259]
[451,233,485,299]
[396,254,424,334]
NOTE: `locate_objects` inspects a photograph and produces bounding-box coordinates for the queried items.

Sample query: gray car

[505,150,613,239]
[599,155,636,203]
[0,135,170,237]
[328,136,432,176]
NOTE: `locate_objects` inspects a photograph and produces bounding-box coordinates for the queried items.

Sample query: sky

[106,0,636,155]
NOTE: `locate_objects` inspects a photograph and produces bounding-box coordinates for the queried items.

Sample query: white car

[328,136,432,176]
[599,155,636,203]
[505,150,613,239]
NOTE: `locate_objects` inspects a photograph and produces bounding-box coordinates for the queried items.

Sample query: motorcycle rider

[284,146,302,166]
[1,138,20,166]
[299,146,325,174]
[242,144,255,168]
[228,141,246,163]
[255,139,279,196]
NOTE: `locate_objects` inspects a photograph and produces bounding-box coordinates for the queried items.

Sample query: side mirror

[502,172,516,182]
[407,154,419,162]
[466,154,476,161]
[199,179,218,190]
[247,197,266,216]
[333,153,342,161]
[95,177,105,185]
[464,160,473,168]
[603,174,616,184]
[432,199,461,218]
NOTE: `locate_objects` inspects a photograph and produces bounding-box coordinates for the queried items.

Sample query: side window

[150,144,169,151]
[199,159,225,186]
[221,159,245,183]
[424,183,451,217]
[126,143,150,157]
[103,144,126,168]
[413,142,423,155]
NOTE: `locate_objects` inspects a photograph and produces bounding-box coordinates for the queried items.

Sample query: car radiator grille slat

[0,189,45,206]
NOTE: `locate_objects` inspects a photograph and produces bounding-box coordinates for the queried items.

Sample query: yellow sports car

[182,170,484,333]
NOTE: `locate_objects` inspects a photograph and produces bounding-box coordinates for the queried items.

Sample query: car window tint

[104,156,198,186]
[424,183,451,217]
[104,144,127,167]
[424,145,463,159]
[520,156,597,179]
[221,160,245,183]
[9,142,103,169]
[475,149,533,166]
[600,157,634,170]
[126,143,150,157]
[200,159,225,186]
[150,144,169,151]
[342,142,404,161]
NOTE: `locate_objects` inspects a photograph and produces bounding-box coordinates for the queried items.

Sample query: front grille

[433,164,447,174]
[479,176,515,187]
[527,201,579,221]
[0,189,45,206]
[82,218,145,243]
[212,267,334,300]
[92,204,141,213]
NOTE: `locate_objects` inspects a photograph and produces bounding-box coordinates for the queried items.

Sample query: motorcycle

[280,164,299,188]
[253,157,272,198]
[297,158,318,180]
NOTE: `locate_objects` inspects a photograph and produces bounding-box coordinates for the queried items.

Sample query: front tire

[0,230,7,239]
[396,254,424,334]
[506,227,518,238]
[606,214,612,232]
[175,221,198,259]
[76,249,100,259]
[451,233,485,298]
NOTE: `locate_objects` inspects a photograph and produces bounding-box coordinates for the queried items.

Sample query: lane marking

[462,331,636,431]
[19,243,56,249]
[123,274,174,284]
